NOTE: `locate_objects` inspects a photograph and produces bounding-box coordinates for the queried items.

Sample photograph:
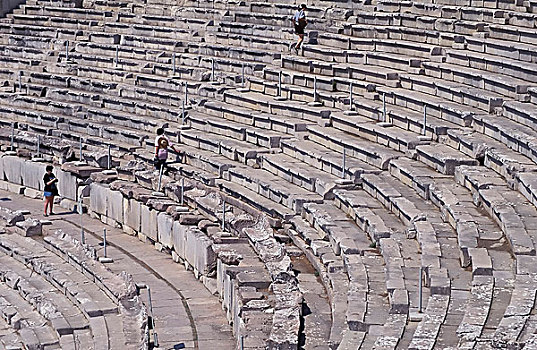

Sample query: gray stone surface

[14,218,42,237]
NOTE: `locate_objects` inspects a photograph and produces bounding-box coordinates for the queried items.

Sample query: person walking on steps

[154,128,181,173]
[292,4,308,54]
[43,165,58,217]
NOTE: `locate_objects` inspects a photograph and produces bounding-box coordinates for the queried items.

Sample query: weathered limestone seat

[200,100,313,135]
[1,0,537,347]
[0,231,147,349]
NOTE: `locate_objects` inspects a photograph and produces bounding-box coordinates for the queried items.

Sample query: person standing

[43,165,58,216]
[292,4,308,54]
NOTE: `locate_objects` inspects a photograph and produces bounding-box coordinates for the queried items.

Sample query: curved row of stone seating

[0,232,141,349]
[0,280,61,349]
[291,200,402,349]
[207,82,525,348]
[0,206,149,347]
[0,149,302,348]
[175,97,483,349]
[88,164,304,349]
[454,165,537,348]
[382,160,506,348]
[0,1,536,349]
[332,189,420,348]
[0,81,496,348]
[160,97,419,347]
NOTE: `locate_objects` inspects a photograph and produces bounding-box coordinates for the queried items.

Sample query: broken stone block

[15,219,42,237]
[0,207,24,226]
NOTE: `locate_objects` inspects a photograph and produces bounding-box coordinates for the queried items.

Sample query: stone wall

[0,155,85,203]
[0,152,301,348]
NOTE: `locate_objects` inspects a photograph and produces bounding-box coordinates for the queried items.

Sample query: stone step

[262,65,377,100]
[216,178,295,220]
[248,76,350,108]
[441,128,537,182]
[204,31,290,55]
[0,234,119,316]
[187,110,288,148]
[503,100,537,133]
[216,20,301,41]
[259,152,341,197]
[341,97,462,140]
[400,73,505,113]
[456,275,494,347]
[179,129,268,164]
[299,201,394,346]
[318,32,444,59]
[226,165,324,213]
[222,89,333,124]
[423,61,529,100]
[282,54,402,88]
[331,111,430,153]
[291,217,354,347]
[0,285,60,348]
[306,125,401,170]
[201,100,313,135]
[491,273,537,349]
[0,255,92,344]
[445,48,537,86]
[472,113,537,166]
[181,144,234,177]
[408,294,450,350]
[0,111,142,157]
[376,86,477,127]
[280,138,380,181]
[455,165,537,256]
[415,143,479,175]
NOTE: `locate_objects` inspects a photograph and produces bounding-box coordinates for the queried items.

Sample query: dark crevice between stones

[298,301,312,349]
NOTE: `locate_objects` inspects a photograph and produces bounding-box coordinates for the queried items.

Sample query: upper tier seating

[1,0,537,348]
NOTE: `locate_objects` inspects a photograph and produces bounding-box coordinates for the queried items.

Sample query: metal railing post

[211,58,215,82]
[10,123,14,151]
[180,178,184,205]
[382,93,386,122]
[79,195,85,244]
[349,82,353,111]
[107,145,111,170]
[115,45,119,67]
[278,71,282,97]
[182,101,185,125]
[241,62,245,88]
[418,266,423,313]
[147,287,158,347]
[313,76,318,102]
[342,148,346,179]
[103,228,107,258]
[157,163,164,192]
[422,105,427,136]
[221,201,226,231]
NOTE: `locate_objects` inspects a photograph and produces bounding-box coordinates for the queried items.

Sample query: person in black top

[291,4,308,54]
[43,165,58,217]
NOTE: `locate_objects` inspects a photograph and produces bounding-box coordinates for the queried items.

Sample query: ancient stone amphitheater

[0,0,536,349]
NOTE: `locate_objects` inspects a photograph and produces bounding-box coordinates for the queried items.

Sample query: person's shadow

[49,211,74,217]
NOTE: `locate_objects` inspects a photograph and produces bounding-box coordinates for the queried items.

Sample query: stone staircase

[0,0,537,348]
